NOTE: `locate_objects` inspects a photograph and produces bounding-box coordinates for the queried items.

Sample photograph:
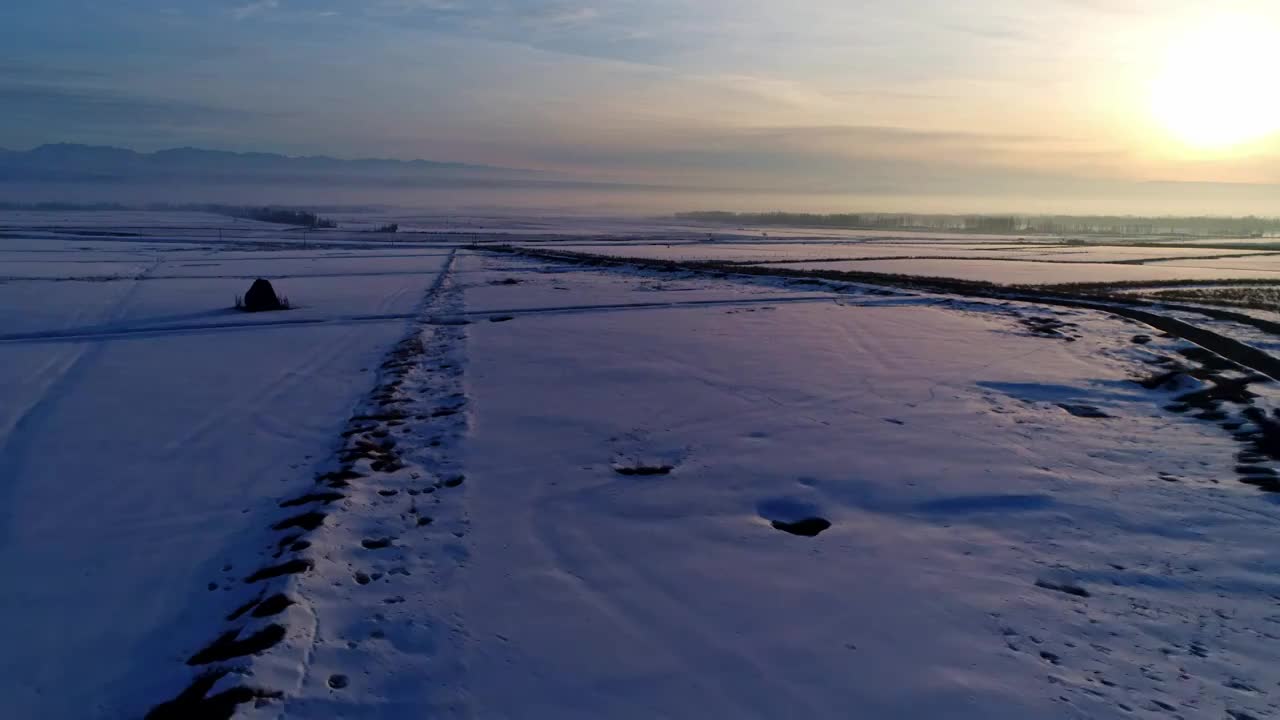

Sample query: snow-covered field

[0,221,449,718]
[540,241,1277,266]
[4,212,1280,720]
[520,238,1280,287]
[755,258,1280,285]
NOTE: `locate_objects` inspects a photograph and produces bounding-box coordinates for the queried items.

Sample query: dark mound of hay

[237,278,289,312]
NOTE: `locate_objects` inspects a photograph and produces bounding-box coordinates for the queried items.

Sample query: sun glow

[1150,15,1280,151]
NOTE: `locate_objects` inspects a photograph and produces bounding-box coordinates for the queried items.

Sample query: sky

[3,0,1280,213]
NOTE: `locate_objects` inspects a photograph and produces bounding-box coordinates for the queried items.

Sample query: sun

[1150,14,1280,150]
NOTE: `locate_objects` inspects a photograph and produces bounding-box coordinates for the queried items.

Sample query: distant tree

[673,211,1280,238]
[219,206,336,228]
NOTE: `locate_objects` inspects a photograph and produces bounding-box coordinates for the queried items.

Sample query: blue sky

[4,1,1280,211]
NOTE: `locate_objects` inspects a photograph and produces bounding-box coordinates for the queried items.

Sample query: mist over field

[5,143,1280,216]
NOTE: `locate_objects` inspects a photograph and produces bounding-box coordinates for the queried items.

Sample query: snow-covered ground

[4,212,1280,720]
[0,227,449,718]
[538,241,1277,266]
[752,258,1280,285]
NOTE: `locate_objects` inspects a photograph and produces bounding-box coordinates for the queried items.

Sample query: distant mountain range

[0,143,541,186]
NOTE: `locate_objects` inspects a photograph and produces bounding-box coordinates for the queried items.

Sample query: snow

[754,258,1280,285]
[0,231,448,719]
[440,255,1280,720]
[530,242,1050,263]
[537,241,1276,266]
[1156,255,1280,273]
[5,215,1280,720]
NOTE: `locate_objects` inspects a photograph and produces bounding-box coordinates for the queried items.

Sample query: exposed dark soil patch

[1177,376,1260,410]
[1136,369,1189,391]
[770,517,832,537]
[328,674,349,689]
[1018,315,1080,341]
[1035,579,1091,598]
[1058,403,1110,419]
[244,558,314,583]
[1133,348,1280,492]
[272,512,326,532]
[250,594,295,618]
[226,594,265,622]
[279,492,345,508]
[1238,474,1280,492]
[351,411,408,423]
[1178,346,1239,372]
[187,624,287,665]
[613,464,674,476]
[361,537,395,550]
[370,457,405,473]
[442,474,465,488]
[316,468,363,487]
[146,668,281,720]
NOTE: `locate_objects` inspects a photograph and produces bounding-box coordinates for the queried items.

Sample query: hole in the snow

[613,464,673,476]
[770,518,832,537]
[757,497,832,537]
[1034,579,1090,598]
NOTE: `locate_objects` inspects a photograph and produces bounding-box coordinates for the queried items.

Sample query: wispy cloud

[233,0,279,21]
[0,83,272,125]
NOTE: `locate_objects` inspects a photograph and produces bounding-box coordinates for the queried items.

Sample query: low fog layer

[4,143,1280,216]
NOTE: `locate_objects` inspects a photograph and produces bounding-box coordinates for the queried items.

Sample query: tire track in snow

[0,296,835,345]
[0,255,162,537]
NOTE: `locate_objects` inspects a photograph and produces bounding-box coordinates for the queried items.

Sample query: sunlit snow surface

[2,212,1280,720]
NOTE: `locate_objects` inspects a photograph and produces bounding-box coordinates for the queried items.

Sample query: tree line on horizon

[0,201,337,228]
[678,211,1280,238]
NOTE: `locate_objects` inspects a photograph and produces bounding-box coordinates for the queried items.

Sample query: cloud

[0,83,271,126]
[0,62,105,82]
[233,0,280,21]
